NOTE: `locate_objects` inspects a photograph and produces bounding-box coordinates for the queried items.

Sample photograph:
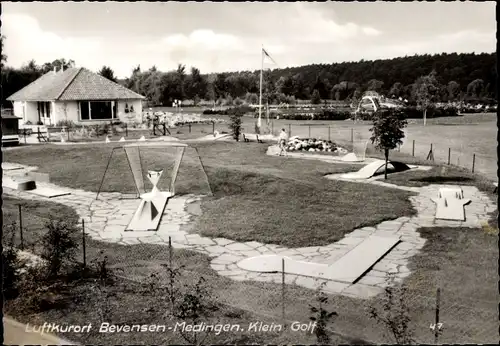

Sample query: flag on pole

[258,47,277,129]
[262,48,278,69]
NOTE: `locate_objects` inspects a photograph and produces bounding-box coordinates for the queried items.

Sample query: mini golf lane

[2,162,497,300]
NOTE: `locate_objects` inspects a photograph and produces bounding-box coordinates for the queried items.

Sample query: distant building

[1,113,21,145]
[7,67,145,126]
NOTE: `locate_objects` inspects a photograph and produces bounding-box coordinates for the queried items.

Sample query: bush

[17,264,62,312]
[41,219,80,278]
[229,112,243,141]
[202,105,253,116]
[310,282,338,344]
[234,97,244,106]
[55,120,77,129]
[402,106,459,119]
[2,225,23,300]
[259,109,352,121]
[367,274,415,344]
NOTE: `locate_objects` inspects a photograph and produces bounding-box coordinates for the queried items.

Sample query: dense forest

[1,35,496,107]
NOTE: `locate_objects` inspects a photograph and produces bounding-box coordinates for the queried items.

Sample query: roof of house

[7,67,145,102]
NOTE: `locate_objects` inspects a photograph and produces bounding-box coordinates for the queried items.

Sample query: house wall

[53,101,79,124]
[25,102,39,124]
[13,101,24,120]
[116,99,143,123]
[13,101,39,124]
[15,99,143,126]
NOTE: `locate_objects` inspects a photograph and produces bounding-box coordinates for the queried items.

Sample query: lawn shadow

[413,176,474,184]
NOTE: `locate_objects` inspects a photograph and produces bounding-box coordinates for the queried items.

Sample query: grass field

[3,119,498,343]
[3,142,415,247]
[243,113,497,181]
[3,149,497,344]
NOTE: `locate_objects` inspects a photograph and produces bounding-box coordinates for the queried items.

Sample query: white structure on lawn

[356,91,404,114]
[7,67,145,126]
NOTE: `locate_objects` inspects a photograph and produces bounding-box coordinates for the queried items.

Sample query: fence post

[125,123,128,137]
[350,128,354,143]
[472,154,476,173]
[288,124,291,137]
[169,236,174,309]
[18,204,24,250]
[426,143,434,161]
[308,125,311,138]
[212,121,215,135]
[24,128,27,144]
[434,288,441,344]
[282,258,286,326]
[82,219,86,268]
[412,140,415,157]
[328,126,331,141]
[271,121,274,135]
[448,148,451,165]
[67,127,70,142]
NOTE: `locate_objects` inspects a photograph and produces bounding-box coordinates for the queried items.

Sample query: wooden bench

[242,133,263,143]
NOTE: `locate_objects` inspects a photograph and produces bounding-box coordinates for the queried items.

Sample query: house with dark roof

[7,67,145,126]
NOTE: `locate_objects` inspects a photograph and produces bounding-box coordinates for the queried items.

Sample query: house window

[37,102,51,118]
[80,101,90,120]
[79,101,116,120]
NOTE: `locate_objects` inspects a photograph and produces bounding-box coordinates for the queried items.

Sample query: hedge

[253,109,353,121]
[402,106,459,118]
[356,106,460,120]
[202,106,254,115]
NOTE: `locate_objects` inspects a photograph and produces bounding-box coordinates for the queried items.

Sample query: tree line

[1,35,496,108]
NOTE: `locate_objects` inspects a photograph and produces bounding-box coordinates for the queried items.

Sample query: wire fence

[3,202,497,344]
[16,121,228,144]
[282,123,496,182]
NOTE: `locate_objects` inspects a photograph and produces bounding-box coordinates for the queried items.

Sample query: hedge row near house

[202,106,254,115]
[254,109,353,121]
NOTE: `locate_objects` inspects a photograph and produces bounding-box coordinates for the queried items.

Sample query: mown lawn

[2,139,498,343]
[3,197,373,345]
[3,142,416,247]
[3,176,497,344]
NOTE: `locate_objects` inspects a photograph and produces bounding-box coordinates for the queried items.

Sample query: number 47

[430,323,443,331]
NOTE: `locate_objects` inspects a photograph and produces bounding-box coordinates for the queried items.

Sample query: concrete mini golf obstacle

[237,234,401,283]
[340,159,411,180]
[96,142,212,232]
[2,176,36,191]
[2,171,72,198]
[29,187,72,198]
[126,170,173,232]
[431,186,471,221]
[2,162,24,171]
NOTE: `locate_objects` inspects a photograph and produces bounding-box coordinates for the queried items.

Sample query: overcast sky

[2,1,496,78]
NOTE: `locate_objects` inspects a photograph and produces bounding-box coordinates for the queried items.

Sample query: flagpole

[266,100,269,125]
[258,46,263,129]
